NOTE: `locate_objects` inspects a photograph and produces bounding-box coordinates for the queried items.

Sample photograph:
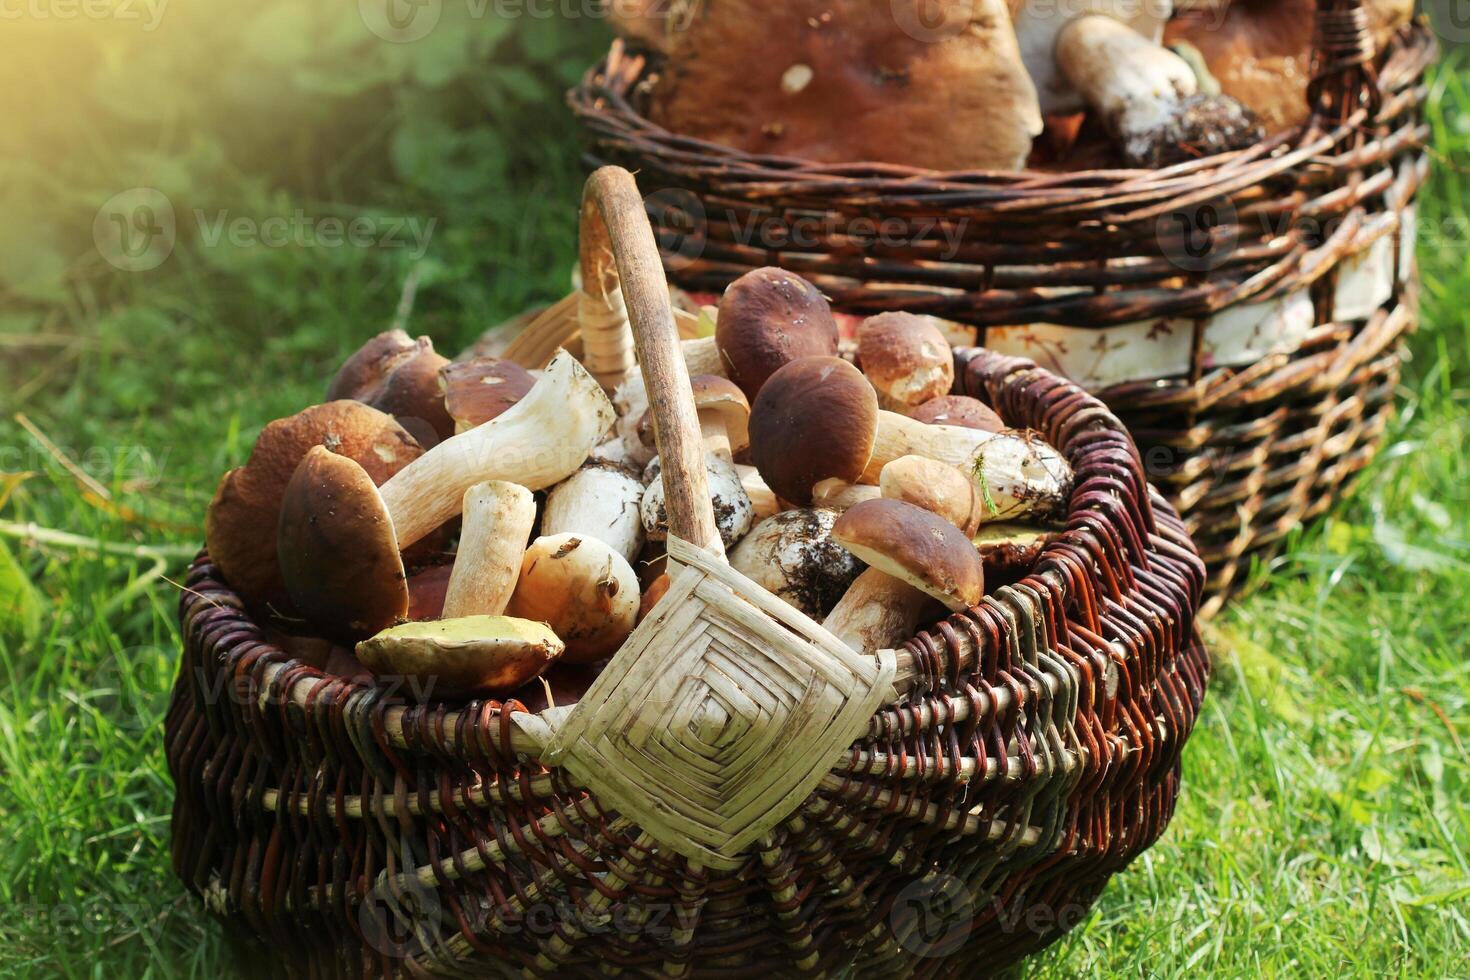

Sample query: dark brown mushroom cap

[856,313,954,408]
[690,374,752,452]
[326,329,417,402]
[205,401,422,616]
[277,446,409,643]
[749,356,878,506]
[910,395,1005,433]
[441,358,537,432]
[832,498,985,612]
[715,268,838,399]
[367,340,454,445]
[406,563,455,622]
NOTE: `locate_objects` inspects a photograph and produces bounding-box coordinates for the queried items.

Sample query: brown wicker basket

[569,1,1437,616]
[166,168,1210,977]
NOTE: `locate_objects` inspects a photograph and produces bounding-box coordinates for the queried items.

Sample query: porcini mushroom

[880,455,991,536]
[831,499,985,612]
[329,332,454,446]
[729,509,866,618]
[910,395,1004,432]
[649,0,1042,171]
[822,497,995,655]
[205,400,422,615]
[441,481,537,620]
[506,534,640,664]
[972,523,1060,583]
[749,356,1073,505]
[1013,1,1261,167]
[377,349,614,549]
[714,268,838,399]
[276,446,410,642]
[541,461,647,564]
[641,453,755,548]
[440,358,537,433]
[857,313,955,412]
[356,616,564,699]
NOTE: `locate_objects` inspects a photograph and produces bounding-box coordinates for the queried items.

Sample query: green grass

[2,22,1468,980]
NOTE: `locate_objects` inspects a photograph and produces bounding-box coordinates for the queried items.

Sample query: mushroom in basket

[1012,0,1264,167]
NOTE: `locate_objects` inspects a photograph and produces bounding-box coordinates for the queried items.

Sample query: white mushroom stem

[880,456,989,536]
[812,480,883,513]
[861,416,1072,518]
[541,463,647,564]
[1056,14,1198,160]
[682,336,726,377]
[699,411,734,462]
[822,569,930,656]
[378,350,615,549]
[735,464,780,521]
[442,482,536,619]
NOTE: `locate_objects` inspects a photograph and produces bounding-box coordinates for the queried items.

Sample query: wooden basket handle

[581,166,725,556]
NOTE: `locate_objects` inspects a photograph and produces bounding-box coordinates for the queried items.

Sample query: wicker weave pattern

[167,347,1209,978]
[568,9,1436,615]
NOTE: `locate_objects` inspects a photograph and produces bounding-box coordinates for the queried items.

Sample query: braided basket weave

[166,168,1209,978]
[569,1,1437,616]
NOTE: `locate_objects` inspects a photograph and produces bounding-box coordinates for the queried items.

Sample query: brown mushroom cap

[648,0,1041,172]
[356,616,564,699]
[715,268,838,399]
[406,563,455,622]
[277,446,408,642]
[327,329,417,402]
[857,313,955,409]
[205,401,422,615]
[831,498,985,612]
[690,374,752,453]
[441,358,537,432]
[910,395,1004,433]
[368,340,454,446]
[749,356,878,506]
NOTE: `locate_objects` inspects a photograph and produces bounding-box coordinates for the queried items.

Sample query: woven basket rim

[568,23,1436,202]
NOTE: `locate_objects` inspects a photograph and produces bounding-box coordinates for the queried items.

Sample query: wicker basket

[166,167,1209,978]
[568,1,1437,616]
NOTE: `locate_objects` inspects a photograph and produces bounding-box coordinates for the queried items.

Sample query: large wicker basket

[166,167,1209,977]
[568,1,1437,616]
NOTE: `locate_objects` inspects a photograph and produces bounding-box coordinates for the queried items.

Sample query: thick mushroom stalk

[541,462,647,564]
[822,568,932,656]
[441,481,536,620]
[378,349,614,549]
[1056,15,1260,167]
[641,453,755,548]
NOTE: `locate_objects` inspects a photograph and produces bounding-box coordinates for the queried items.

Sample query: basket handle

[1308,0,1381,124]
[581,166,725,557]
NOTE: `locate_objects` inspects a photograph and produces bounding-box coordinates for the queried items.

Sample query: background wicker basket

[568,1,1437,616]
[166,168,1210,978]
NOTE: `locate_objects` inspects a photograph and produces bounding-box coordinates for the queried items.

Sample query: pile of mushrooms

[204,269,1074,706]
[620,0,1412,171]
